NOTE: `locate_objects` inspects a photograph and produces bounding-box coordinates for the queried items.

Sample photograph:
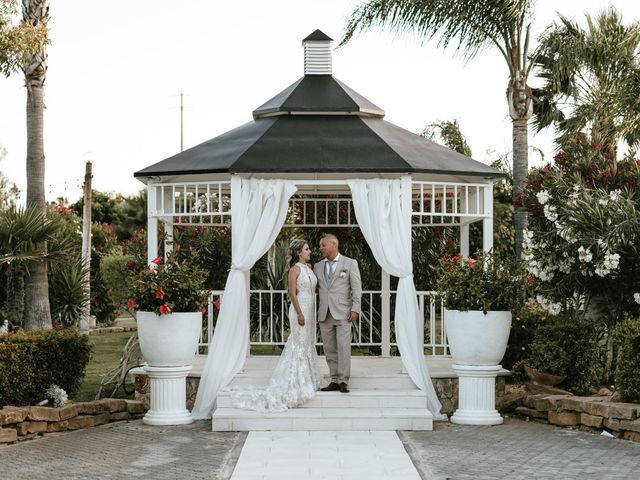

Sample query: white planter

[444,309,512,426]
[137,311,202,367]
[445,310,512,366]
[136,311,202,425]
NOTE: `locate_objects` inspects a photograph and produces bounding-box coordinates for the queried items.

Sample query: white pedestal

[143,365,193,426]
[451,364,503,426]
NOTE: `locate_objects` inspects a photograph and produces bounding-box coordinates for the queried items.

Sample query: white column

[143,365,193,425]
[460,223,470,258]
[381,269,391,357]
[451,364,503,425]
[163,222,173,260]
[482,181,494,254]
[246,270,251,358]
[147,184,158,266]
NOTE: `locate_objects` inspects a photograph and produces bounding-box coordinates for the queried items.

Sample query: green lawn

[74,324,138,402]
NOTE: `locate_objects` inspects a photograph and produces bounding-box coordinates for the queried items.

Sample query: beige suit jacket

[314,255,362,322]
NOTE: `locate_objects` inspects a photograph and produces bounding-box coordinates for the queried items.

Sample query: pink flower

[159,304,172,315]
[468,258,477,268]
[155,288,165,300]
[213,297,221,310]
[127,299,136,310]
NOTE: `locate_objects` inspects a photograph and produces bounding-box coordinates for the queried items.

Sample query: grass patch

[74,331,136,402]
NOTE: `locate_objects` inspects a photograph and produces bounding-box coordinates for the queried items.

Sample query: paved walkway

[1,417,639,479]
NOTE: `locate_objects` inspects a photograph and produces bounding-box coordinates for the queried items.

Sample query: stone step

[216,389,428,409]
[211,407,433,431]
[228,374,419,390]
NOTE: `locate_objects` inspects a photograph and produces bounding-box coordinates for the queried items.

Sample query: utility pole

[180,90,184,152]
[80,159,92,334]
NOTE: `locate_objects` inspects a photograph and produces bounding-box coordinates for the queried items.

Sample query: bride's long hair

[288,238,308,268]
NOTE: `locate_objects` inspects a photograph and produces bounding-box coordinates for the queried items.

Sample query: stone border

[515,393,640,442]
[90,326,137,335]
[0,399,147,445]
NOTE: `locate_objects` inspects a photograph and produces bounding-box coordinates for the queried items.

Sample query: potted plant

[435,253,524,425]
[127,252,208,426]
[436,253,523,366]
[128,253,209,367]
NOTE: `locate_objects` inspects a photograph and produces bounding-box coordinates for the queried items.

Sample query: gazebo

[134,30,504,430]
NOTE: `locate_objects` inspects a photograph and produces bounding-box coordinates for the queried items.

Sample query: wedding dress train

[230,263,321,412]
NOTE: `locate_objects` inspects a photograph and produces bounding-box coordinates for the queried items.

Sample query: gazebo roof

[134,30,504,181]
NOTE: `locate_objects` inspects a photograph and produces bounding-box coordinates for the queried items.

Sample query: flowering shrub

[521,136,640,319]
[127,252,209,316]
[435,253,525,313]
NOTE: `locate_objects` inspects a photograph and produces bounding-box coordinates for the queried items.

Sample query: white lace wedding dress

[231,263,321,412]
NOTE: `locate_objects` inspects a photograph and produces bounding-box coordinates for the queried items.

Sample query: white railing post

[147,184,158,266]
[381,269,391,357]
[482,182,494,254]
[460,223,470,258]
[246,271,251,358]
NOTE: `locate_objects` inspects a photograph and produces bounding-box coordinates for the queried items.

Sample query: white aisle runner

[230,431,422,480]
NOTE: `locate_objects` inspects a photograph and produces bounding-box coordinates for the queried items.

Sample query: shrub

[0,329,92,407]
[613,316,640,401]
[49,255,89,327]
[100,254,134,310]
[522,315,600,395]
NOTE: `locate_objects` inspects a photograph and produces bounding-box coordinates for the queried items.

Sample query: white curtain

[348,177,446,420]
[192,177,297,419]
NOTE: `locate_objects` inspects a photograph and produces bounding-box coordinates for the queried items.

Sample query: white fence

[200,290,449,357]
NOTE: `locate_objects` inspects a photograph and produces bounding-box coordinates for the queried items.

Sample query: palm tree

[21,0,50,330]
[532,8,640,152]
[340,0,535,257]
[0,205,67,330]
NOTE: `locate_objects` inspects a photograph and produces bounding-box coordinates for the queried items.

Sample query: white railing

[201,290,448,356]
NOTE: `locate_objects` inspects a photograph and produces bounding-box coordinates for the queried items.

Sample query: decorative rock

[0,427,18,443]
[525,382,572,396]
[110,412,130,421]
[96,398,127,413]
[46,420,69,433]
[533,395,569,412]
[0,406,28,425]
[549,410,579,426]
[67,415,96,430]
[515,406,548,419]
[75,401,111,415]
[28,406,60,422]
[92,412,111,426]
[125,400,146,414]
[522,394,545,409]
[605,403,638,420]
[603,418,632,432]
[58,404,79,420]
[580,413,604,428]
[598,387,613,396]
[630,419,640,433]
[623,431,640,442]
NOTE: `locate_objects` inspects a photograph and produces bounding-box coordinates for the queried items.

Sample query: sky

[1,0,639,203]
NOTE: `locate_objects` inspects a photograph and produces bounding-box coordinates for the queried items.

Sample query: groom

[314,233,362,393]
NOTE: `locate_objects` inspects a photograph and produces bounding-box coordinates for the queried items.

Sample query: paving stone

[581,413,604,428]
[0,407,28,425]
[0,427,18,443]
[27,406,60,422]
[549,410,579,426]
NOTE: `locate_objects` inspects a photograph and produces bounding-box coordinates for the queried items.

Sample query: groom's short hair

[321,233,339,246]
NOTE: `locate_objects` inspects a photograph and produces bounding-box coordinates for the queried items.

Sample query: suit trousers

[319,312,351,383]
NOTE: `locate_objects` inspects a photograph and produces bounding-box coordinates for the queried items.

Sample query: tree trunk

[507,70,533,259]
[23,83,52,331]
[6,266,25,329]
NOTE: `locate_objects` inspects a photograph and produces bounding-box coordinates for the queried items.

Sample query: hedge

[0,329,92,407]
[614,317,640,402]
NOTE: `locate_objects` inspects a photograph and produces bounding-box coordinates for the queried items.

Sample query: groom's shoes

[320,382,340,392]
[339,382,350,393]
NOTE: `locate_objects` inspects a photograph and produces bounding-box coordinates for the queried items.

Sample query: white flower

[543,204,558,222]
[595,264,610,277]
[578,246,593,263]
[598,198,609,206]
[536,295,562,315]
[634,293,640,304]
[536,190,550,205]
[609,189,622,202]
[45,385,68,408]
[603,252,620,270]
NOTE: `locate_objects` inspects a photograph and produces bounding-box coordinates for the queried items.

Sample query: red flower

[213,297,221,310]
[152,257,162,265]
[159,304,172,315]
[127,299,136,310]
[155,288,165,300]
[452,256,460,264]
[200,307,207,314]
[526,276,535,286]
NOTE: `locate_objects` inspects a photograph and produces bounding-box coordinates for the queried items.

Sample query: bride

[231,238,321,412]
